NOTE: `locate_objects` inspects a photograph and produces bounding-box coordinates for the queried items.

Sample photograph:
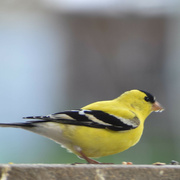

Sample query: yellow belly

[60,124,144,157]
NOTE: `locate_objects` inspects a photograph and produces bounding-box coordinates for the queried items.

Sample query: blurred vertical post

[165,1,180,161]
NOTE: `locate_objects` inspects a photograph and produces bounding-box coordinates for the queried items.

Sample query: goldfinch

[0,89,163,164]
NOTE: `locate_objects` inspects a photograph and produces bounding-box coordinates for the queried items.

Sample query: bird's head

[117,89,164,120]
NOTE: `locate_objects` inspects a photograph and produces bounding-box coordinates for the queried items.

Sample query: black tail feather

[0,122,35,128]
[23,116,49,120]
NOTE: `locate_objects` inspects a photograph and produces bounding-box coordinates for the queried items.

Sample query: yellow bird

[0,89,163,164]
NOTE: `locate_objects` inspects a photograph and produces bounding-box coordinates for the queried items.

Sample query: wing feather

[23,109,140,131]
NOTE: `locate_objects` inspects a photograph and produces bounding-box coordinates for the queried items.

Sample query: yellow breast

[60,123,144,157]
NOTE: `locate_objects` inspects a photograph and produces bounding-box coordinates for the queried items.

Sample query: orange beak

[152,101,164,112]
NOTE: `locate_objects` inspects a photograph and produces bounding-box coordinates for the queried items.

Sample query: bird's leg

[78,150,100,164]
[74,146,100,164]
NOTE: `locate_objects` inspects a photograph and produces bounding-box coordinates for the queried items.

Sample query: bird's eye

[144,96,150,102]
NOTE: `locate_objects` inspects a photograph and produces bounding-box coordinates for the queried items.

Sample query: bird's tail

[0,122,34,128]
[0,118,66,145]
[0,115,53,128]
[23,115,49,119]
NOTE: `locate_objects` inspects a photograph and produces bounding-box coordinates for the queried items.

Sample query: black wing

[23,109,140,131]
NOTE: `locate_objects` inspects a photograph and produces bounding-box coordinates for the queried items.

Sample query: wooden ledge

[0,164,180,180]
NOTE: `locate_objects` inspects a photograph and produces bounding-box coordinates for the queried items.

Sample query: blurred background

[0,0,179,164]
